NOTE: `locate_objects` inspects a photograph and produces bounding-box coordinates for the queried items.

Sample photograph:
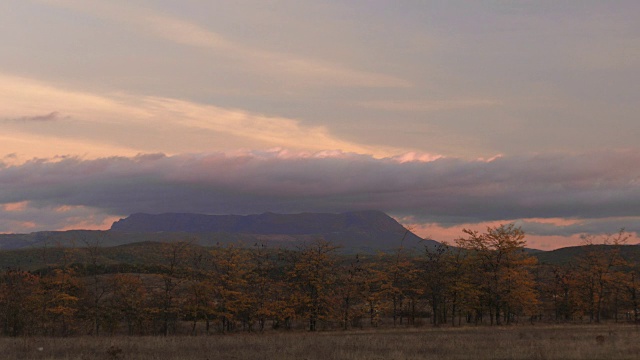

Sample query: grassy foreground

[2,324,640,360]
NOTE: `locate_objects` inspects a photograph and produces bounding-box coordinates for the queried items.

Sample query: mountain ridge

[0,210,436,253]
[112,210,405,234]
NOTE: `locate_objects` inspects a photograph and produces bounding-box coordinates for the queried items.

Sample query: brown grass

[2,324,639,360]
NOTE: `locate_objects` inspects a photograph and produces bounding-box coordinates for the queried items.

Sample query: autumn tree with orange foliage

[157,241,192,336]
[39,267,84,336]
[380,241,420,326]
[289,240,339,331]
[108,273,149,335]
[456,224,539,325]
[421,242,451,326]
[245,243,285,331]
[574,230,630,322]
[208,244,252,333]
[0,270,41,336]
[336,254,370,329]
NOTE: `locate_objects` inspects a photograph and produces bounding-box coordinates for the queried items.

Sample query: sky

[1,1,639,250]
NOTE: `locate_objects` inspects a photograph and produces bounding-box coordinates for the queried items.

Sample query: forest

[0,224,637,337]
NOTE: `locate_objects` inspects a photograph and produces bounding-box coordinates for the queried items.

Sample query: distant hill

[0,211,437,254]
[534,244,640,265]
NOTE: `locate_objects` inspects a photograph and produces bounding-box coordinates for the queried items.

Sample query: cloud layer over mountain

[1,149,638,237]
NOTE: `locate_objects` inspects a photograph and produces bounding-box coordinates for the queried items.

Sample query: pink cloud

[391,152,444,163]
[2,201,29,212]
[57,215,122,232]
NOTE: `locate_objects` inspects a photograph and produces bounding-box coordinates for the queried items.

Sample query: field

[2,324,640,360]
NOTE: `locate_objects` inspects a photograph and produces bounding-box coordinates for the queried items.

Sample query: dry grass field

[2,324,640,360]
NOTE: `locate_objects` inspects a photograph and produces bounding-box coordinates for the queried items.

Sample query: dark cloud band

[0,150,639,235]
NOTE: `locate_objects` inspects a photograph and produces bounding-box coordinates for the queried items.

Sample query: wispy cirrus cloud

[6,111,63,122]
[0,73,410,161]
[35,0,410,89]
[0,149,639,242]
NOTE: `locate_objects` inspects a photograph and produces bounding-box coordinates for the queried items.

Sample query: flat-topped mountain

[110,210,434,251]
[0,211,436,253]
[112,210,403,234]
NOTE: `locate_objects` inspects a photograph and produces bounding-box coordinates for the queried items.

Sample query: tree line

[0,224,637,337]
